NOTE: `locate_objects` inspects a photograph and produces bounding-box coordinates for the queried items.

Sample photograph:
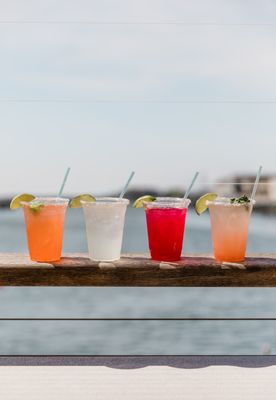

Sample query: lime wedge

[10,193,35,210]
[133,195,156,208]
[195,193,218,215]
[29,202,44,213]
[69,194,96,208]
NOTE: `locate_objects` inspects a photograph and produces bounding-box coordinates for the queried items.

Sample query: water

[1,207,276,355]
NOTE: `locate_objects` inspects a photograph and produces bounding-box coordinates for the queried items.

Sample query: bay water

[0,207,275,355]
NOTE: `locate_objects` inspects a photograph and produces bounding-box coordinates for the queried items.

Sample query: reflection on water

[0,207,276,355]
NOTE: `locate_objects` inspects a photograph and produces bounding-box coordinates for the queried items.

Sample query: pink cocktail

[145,198,191,261]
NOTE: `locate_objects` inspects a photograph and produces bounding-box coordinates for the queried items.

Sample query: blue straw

[58,167,71,197]
[119,171,135,198]
[183,171,199,200]
[251,166,262,200]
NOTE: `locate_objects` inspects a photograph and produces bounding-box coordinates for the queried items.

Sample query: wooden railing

[0,252,275,360]
[0,253,276,286]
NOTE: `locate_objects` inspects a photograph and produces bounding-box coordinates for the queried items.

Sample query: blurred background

[1,0,276,355]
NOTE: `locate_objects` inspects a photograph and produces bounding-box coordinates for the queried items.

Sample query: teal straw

[183,171,199,200]
[119,171,135,198]
[58,167,71,197]
[251,165,262,200]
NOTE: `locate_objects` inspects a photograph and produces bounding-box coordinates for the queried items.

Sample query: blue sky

[0,0,276,195]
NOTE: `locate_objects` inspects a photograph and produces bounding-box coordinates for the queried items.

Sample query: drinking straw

[251,165,262,200]
[58,167,71,197]
[183,171,199,200]
[119,171,135,198]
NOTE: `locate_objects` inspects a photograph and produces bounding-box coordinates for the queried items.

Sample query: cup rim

[145,197,191,209]
[21,197,69,206]
[81,197,130,206]
[206,197,256,207]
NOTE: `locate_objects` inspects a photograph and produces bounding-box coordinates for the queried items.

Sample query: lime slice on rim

[10,193,35,210]
[29,202,45,213]
[69,194,96,208]
[195,193,218,215]
[133,195,156,208]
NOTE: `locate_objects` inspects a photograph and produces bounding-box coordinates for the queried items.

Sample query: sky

[0,0,276,195]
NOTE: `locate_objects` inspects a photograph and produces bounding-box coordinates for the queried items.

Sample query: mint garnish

[230,194,250,205]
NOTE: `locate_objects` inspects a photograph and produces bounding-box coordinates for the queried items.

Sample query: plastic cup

[144,197,191,262]
[22,197,69,262]
[207,197,254,262]
[81,197,129,262]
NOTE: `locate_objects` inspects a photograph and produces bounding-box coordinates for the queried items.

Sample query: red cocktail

[145,198,191,261]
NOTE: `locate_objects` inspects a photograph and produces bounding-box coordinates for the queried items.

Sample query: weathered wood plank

[0,253,275,286]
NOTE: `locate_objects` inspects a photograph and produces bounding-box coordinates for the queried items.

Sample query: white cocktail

[81,197,129,261]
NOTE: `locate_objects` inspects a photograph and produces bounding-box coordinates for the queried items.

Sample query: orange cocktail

[207,197,254,262]
[22,197,69,262]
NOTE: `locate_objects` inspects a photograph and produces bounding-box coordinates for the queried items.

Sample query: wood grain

[0,253,275,286]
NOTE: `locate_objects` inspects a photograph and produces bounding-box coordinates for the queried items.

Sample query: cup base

[30,257,61,263]
[150,255,181,262]
[214,256,245,263]
[88,257,120,262]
